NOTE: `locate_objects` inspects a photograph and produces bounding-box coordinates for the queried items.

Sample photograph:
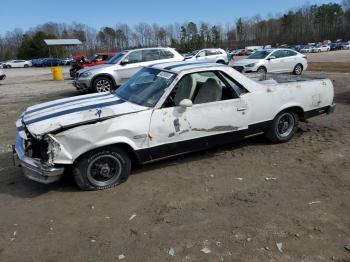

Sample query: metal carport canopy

[44,39,82,46]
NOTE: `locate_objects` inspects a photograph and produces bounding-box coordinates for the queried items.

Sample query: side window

[142,49,160,62]
[285,50,297,57]
[206,50,217,56]
[159,50,174,59]
[218,71,249,96]
[197,51,205,57]
[126,50,143,64]
[272,50,285,58]
[163,71,238,108]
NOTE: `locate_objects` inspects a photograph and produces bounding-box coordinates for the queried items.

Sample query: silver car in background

[184,48,229,64]
[232,49,308,75]
[73,47,184,93]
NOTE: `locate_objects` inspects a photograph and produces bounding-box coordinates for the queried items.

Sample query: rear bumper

[13,135,64,184]
[304,103,336,119]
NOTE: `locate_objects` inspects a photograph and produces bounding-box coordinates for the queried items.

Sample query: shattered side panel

[50,109,153,164]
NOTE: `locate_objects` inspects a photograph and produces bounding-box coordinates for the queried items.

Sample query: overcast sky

[0,0,342,34]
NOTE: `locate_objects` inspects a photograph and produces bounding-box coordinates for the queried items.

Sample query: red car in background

[69,52,116,77]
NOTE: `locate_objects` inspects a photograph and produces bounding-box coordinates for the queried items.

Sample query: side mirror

[267,56,276,60]
[120,59,129,66]
[179,99,193,108]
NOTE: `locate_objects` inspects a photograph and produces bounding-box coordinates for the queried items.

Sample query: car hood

[79,63,114,74]
[233,59,262,66]
[16,92,148,138]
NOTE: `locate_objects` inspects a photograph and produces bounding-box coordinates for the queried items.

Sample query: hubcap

[276,113,295,138]
[87,155,122,187]
[96,79,111,92]
[295,66,302,74]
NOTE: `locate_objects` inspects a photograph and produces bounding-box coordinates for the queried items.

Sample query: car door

[267,50,287,73]
[195,50,207,62]
[283,50,298,72]
[148,70,249,159]
[117,50,144,84]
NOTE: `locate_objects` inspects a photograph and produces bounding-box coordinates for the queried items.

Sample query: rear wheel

[293,64,303,75]
[93,76,114,93]
[265,110,299,143]
[73,146,131,190]
[257,66,267,74]
[24,64,29,68]
[216,60,226,64]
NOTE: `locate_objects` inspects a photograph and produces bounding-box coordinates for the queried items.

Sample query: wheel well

[295,63,303,70]
[216,60,225,64]
[91,74,117,88]
[74,143,141,167]
[257,65,267,70]
[280,106,305,121]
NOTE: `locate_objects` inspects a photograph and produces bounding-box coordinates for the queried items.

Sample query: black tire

[265,110,299,143]
[257,66,267,74]
[7,65,11,68]
[93,76,114,93]
[24,64,29,68]
[293,64,303,75]
[73,146,131,190]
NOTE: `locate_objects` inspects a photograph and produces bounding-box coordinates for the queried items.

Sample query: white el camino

[14,62,335,190]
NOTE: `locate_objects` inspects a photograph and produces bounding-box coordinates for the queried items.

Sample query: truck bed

[246,73,327,85]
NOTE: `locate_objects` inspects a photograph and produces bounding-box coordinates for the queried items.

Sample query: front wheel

[265,111,299,143]
[24,64,29,68]
[293,64,303,75]
[257,66,267,74]
[93,76,114,93]
[73,146,131,190]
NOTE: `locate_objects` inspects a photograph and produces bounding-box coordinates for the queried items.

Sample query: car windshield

[108,52,127,64]
[247,50,272,59]
[116,67,177,107]
[187,50,199,57]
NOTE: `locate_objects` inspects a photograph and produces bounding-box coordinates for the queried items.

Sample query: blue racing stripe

[25,93,114,115]
[25,99,125,125]
[163,62,212,70]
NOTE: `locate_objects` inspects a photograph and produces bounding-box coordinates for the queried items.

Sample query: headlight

[45,134,61,165]
[245,63,256,68]
[80,71,92,78]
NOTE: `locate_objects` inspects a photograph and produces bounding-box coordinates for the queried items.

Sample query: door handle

[237,107,247,111]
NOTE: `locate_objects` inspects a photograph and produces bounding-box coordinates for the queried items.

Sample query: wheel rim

[276,113,295,138]
[87,154,122,187]
[96,79,111,92]
[258,68,266,74]
[295,65,302,75]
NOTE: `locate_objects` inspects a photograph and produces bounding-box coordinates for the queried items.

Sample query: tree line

[0,1,349,60]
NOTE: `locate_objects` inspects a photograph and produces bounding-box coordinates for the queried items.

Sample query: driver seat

[194,78,222,104]
[173,75,197,106]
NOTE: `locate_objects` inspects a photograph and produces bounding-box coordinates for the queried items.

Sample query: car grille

[232,66,244,72]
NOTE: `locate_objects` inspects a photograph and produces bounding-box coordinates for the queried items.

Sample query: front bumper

[72,79,91,92]
[13,135,64,184]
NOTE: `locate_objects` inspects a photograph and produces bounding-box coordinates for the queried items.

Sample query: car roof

[149,61,226,73]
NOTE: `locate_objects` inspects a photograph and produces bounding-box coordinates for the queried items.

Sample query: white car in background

[312,45,330,52]
[232,49,308,75]
[0,69,5,80]
[3,60,32,68]
[184,48,229,64]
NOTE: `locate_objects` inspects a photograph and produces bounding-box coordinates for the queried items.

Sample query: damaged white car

[14,62,335,190]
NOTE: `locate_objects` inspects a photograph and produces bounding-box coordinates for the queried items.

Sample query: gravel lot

[0,52,349,261]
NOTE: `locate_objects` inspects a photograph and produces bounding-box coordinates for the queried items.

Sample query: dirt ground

[0,53,349,261]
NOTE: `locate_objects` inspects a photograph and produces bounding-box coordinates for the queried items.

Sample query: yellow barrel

[51,66,63,80]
